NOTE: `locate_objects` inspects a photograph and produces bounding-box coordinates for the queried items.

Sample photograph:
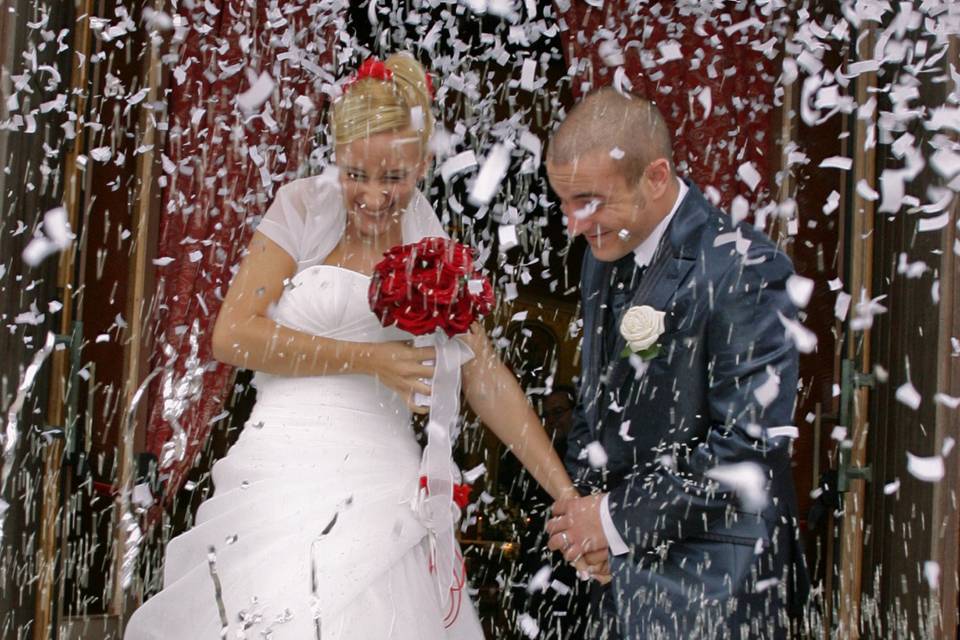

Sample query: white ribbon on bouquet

[412,330,473,612]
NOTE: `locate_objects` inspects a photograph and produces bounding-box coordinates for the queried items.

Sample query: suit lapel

[606,252,696,390]
[604,179,709,395]
[584,257,614,430]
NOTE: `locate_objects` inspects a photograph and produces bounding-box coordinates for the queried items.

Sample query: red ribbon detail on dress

[419,475,472,509]
[418,475,469,627]
[442,552,467,629]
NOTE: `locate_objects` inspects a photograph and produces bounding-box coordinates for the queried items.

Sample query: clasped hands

[546,493,612,584]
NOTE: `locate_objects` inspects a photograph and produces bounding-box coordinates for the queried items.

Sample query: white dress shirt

[600,178,688,556]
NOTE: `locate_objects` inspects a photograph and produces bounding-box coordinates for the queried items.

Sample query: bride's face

[337,130,428,238]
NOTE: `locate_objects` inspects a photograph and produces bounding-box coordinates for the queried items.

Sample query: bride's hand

[456,322,492,360]
[365,341,436,414]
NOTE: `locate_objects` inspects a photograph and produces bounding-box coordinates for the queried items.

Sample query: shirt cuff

[601,493,629,556]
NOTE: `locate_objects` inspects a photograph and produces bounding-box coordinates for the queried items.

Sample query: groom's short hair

[547,88,675,185]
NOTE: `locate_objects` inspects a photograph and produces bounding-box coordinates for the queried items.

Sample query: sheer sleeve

[256,169,345,267]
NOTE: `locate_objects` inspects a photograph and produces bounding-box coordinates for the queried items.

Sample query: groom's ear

[643,158,673,198]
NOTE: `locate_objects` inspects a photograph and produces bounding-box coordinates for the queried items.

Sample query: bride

[124,53,588,639]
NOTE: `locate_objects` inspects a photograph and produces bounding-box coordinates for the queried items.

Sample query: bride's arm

[459,325,578,502]
[211,232,434,409]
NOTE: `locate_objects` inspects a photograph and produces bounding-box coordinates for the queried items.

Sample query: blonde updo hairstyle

[331,53,434,154]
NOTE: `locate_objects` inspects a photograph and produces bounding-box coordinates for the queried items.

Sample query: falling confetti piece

[786,275,815,308]
[236,71,276,112]
[705,462,768,511]
[469,143,512,205]
[585,441,608,468]
[895,381,921,410]
[819,156,853,170]
[906,452,944,482]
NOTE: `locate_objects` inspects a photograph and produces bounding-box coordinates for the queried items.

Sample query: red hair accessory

[343,57,394,92]
[344,57,435,103]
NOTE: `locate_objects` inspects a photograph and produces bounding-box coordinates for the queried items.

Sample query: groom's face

[547,150,657,262]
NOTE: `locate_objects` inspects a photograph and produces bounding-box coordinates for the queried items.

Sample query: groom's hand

[546,494,609,564]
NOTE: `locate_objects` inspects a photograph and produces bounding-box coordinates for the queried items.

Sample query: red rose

[369,237,494,337]
[452,483,472,509]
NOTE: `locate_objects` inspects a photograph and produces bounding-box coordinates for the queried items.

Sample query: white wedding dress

[124,172,484,639]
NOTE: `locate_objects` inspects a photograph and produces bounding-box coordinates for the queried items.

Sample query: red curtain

[144,0,342,501]
[553,2,781,211]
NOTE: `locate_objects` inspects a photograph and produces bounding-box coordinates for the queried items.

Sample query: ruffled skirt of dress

[124,374,483,639]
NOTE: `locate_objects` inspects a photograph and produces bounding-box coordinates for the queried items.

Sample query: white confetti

[823,191,841,215]
[819,156,853,170]
[942,437,955,457]
[895,381,921,410]
[237,71,275,112]
[440,150,478,182]
[934,393,960,409]
[90,146,112,162]
[883,479,900,495]
[657,40,683,63]
[527,565,552,593]
[599,39,625,67]
[585,441,608,468]
[517,613,539,638]
[705,462,768,511]
[22,207,74,266]
[917,212,949,232]
[835,292,851,321]
[855,179,879,201]
[753,367,781,408]
[924,561,940,590]
[906,452,944,482]
[294,95,315,113]
[550,579,571,596]
[519,58,537,91]
[756,577,779,593]
[697,87,712,118]
[470,144,512,205]
[930,148,960,179]
[462,464,486,484]
[778,312,818,353]
[736,161,762,192]
[498,225,518,251]
[786,275,814,308]
[878,170,905,213]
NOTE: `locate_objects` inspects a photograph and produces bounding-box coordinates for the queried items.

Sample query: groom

[544,89,809,638]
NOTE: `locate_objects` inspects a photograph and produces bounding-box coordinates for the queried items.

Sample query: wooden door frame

[835,24,878,640]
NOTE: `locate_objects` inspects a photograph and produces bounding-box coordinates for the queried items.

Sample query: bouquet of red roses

[368,237,495,336]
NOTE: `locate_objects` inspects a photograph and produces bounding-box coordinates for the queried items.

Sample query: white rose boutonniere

[619,305,666,360]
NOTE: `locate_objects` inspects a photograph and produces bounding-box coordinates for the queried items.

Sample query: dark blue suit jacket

[565,180,808,637]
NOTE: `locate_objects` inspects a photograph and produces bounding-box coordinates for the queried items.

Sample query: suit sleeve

[606,245,799,551]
